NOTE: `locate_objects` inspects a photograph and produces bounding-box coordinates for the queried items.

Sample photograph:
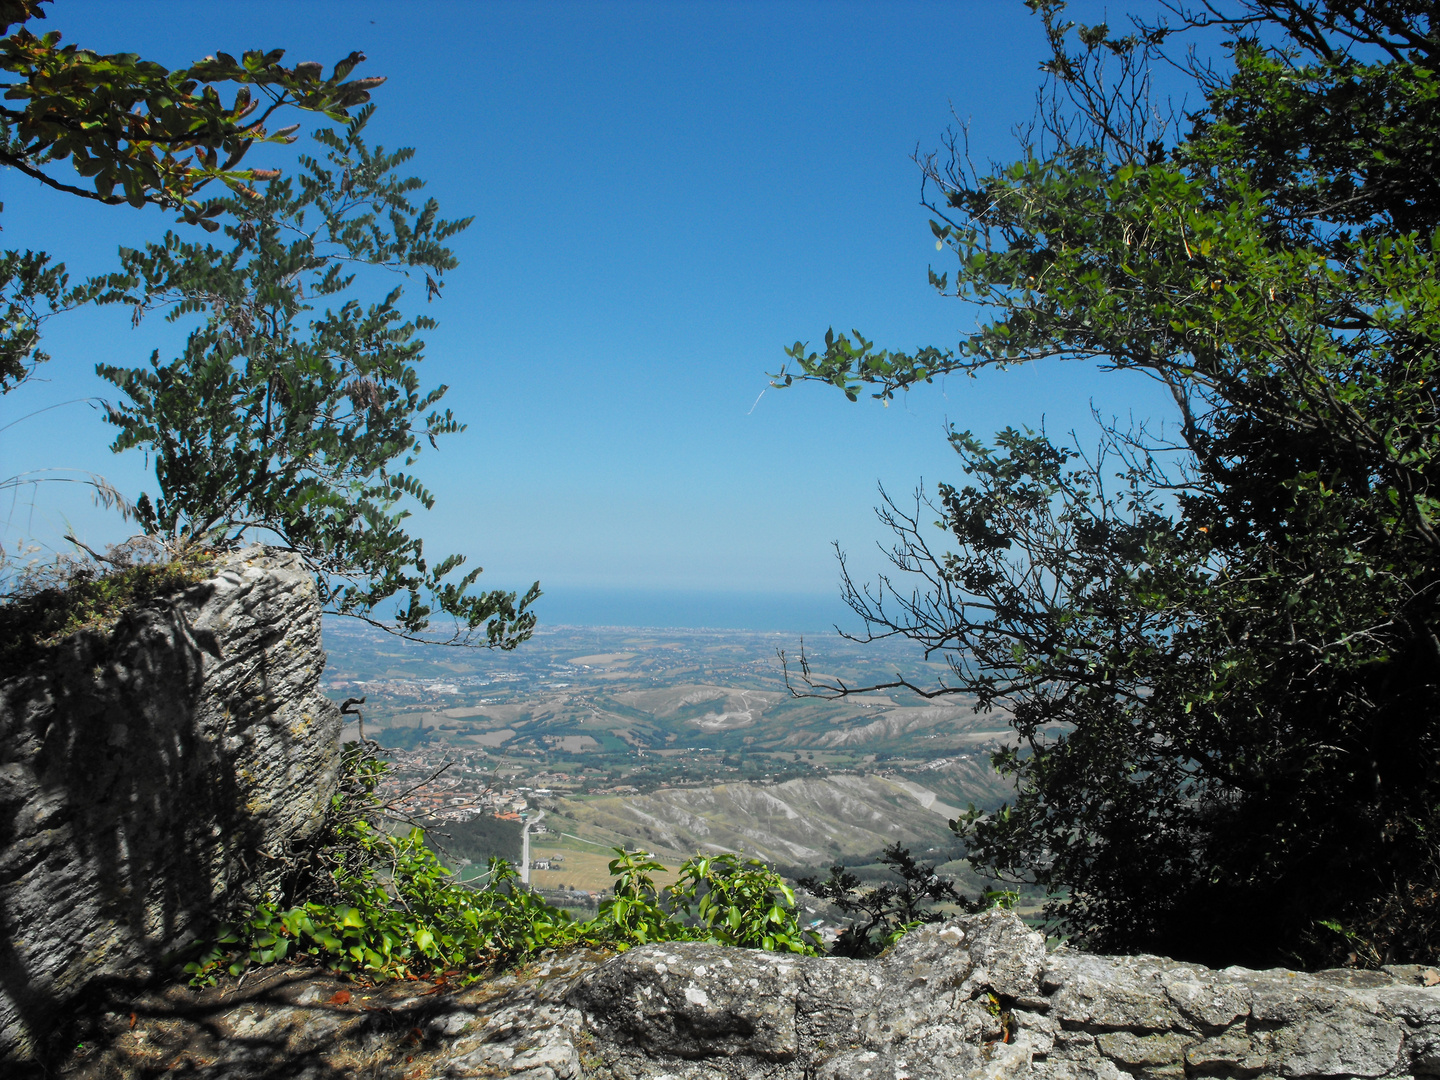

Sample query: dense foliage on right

[777,0,1440,969]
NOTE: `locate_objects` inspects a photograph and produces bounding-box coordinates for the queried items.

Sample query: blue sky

[1,0,1182,629]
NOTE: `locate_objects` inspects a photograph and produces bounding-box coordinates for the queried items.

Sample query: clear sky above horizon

[0,0,1184,631]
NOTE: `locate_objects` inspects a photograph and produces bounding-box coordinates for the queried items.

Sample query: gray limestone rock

[0,548,341,1063]
[563,911,1440,1080]
[32,910,1440,1079]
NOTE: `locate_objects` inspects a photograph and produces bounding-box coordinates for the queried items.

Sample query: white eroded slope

[560,773,964,863]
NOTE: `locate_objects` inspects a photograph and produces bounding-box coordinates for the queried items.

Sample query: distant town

[323,619,1029,905]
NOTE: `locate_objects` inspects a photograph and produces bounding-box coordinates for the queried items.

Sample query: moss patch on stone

[0,548,214,669]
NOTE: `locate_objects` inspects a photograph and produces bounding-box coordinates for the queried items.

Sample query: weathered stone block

[568,911,1440,1079]
[0,548,340,1062]
[29,910,1440,1078]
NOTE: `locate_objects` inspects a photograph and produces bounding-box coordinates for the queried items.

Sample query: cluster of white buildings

[383,780,530,822]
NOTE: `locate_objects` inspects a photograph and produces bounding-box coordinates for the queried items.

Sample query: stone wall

[0,548,341,1063]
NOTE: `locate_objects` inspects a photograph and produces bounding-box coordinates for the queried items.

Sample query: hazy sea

[527,588,858,634]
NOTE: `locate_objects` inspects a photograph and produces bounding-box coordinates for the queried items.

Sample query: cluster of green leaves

[186,834,568,984]
[798,843,989,957]
[777,1,1440,968]
[594,849,818,953]
[0,0,380,209]
[0,537,211,666]
[0,0,384,389]
[672,853,816,951]
[187,752,817,987]
[187,746,571,984]
[86,110,537,646]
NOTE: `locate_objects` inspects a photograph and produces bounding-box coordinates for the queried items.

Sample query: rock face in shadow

[0,548,341,1063]
[39,909,1440,1079]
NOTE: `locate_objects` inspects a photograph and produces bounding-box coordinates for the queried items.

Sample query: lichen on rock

[36,909,1440,1079]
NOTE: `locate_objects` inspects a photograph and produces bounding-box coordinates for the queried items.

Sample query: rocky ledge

[40,909,1440,1079]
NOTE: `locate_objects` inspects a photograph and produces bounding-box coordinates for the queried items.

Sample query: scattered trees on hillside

[778,0,1440,969]
[798,843,987,957]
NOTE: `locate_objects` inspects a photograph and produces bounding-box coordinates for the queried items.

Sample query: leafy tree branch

[0,0,384,390]
[91,110,538,647]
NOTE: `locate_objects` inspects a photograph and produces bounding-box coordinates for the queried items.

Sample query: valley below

[321,618,1028,899]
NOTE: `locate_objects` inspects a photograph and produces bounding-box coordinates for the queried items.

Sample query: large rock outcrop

[0,548,341,1063]
[42,910,1440,1079]
[570,910,1440,1078]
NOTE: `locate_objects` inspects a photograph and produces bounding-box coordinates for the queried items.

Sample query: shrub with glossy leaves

[185,755,819,988]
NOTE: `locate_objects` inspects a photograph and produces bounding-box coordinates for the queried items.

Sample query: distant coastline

[526,588,856,635]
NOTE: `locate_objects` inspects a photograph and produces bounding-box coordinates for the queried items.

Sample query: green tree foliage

[88,111,538,645]
[777,0,1440,968]
[589,848,817,953]
[0,0,383,389]
[187,751,817,986]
